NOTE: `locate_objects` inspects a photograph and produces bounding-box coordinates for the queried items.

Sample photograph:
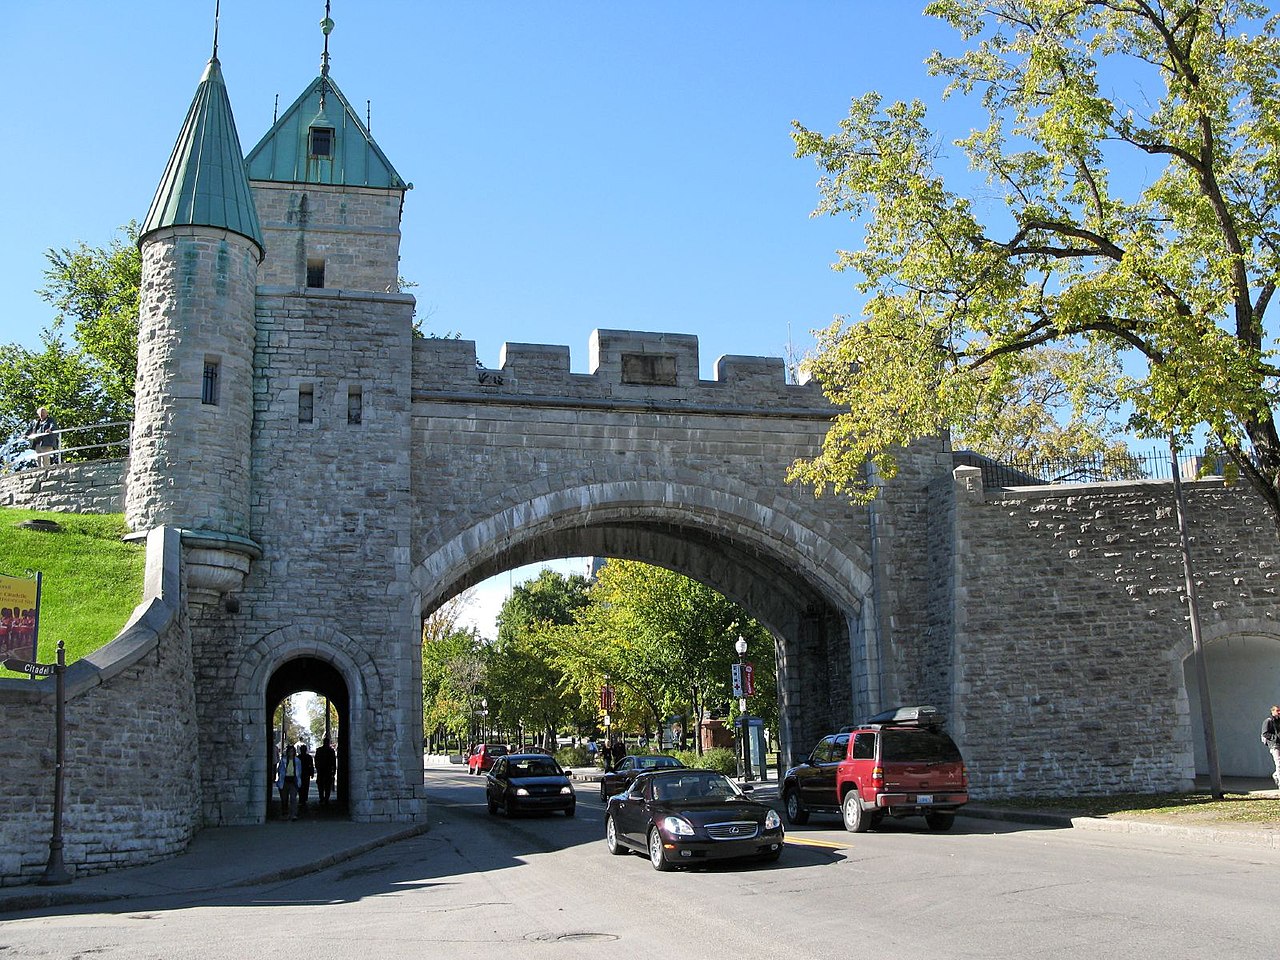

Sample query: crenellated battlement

[411,328,829,412]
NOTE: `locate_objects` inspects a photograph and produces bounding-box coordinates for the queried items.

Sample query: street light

[481,698,488,742]
[735,635,753,782]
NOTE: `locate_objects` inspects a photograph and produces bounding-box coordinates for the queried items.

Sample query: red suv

[782,706,968,832]
[467,743,508,775]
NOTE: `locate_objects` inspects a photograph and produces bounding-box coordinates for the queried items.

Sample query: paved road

[0,768,1272,959]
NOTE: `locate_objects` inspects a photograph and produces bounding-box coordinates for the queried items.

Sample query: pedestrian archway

[265,657,350,818]
[1184,629,1280,777]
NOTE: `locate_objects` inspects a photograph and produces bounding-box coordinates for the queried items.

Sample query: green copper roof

[244,75,408,189]
[141,58,264,254]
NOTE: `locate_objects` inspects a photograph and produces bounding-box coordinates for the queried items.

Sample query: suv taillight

[871,764,884,788]
[961,763,968,788]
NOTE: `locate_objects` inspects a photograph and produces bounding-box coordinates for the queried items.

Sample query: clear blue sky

[0,1,970,376]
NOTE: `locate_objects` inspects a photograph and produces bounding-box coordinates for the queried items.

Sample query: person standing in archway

[1261,705,1280,790]
[276,744,301,821]
[316,736,337,807]
[297,742,315,814]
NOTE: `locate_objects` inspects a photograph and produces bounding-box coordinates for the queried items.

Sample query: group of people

[594,737,627,772]
[0,608,37,659]
[275,736,337,820]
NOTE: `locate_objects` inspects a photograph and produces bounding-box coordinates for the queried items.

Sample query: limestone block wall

[188,287,425,825]
[0,528,198,886]
[251,182,403,293]
[127,228,260,537]
[947,474,1280,798]
[408,331,952,757]
[0,460,125,514]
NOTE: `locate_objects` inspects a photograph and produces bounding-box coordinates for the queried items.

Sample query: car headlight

[560,785,573,795]
[515,787,530,796]
[661,816,694,837]
[765,809,781,830]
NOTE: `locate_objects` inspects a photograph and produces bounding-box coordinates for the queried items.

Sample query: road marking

[785,836,847,850]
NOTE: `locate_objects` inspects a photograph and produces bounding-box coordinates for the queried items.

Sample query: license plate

[917,794,933,804]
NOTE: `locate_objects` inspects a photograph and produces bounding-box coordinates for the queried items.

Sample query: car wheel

[648,828,675,872]
[783,787,809,826]
[925,811,956,831]
[605,815,627,856]
[842,791,871,833]
[600,783,608,802]
[486,794,497,815]
[564,803,576,818]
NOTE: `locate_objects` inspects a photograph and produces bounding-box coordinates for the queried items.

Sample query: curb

[229,821,433,888]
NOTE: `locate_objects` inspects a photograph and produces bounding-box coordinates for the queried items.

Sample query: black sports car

[603,768,784,871]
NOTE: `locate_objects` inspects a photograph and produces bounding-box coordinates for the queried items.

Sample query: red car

[467,743,508,775]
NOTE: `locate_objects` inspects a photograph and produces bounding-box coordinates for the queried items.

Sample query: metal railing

[3,420,131,472]
[958,448,1235,490]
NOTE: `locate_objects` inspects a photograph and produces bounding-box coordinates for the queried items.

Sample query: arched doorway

[266,657,351,818]
[1184,634,1280,777]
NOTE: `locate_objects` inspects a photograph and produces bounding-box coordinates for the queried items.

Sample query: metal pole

[1169,438,1224,799]
[39,641,71,885]
[737,638,753,782]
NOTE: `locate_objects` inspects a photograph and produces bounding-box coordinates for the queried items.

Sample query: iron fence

[958,448,1235,490]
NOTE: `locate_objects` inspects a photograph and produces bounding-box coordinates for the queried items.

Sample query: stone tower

[127,45,265,606]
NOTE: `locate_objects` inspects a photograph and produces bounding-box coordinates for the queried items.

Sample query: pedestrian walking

[276,744,301,821]
[316,736,337,806]
[297,742,315,812]
[1261,705,1280,789]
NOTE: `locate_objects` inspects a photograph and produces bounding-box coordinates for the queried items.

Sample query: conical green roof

[245,74,408,189]
[141,57,264,255]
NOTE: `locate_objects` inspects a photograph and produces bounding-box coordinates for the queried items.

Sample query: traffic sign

[3,657,53,677]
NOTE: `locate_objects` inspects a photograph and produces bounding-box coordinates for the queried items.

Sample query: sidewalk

[0,818,429,917]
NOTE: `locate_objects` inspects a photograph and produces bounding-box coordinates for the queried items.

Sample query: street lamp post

[481,698,488,742]
[735,635,753,782]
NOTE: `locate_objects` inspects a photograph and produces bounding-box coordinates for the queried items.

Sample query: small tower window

[298,384,314,423]
[202,359,221,406]
[307,258,326,289]
[347,385,363,425]
[309,126,335,158]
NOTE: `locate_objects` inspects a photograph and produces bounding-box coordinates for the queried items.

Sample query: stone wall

[0,528,197,886]
[947,471,1280,798]
[0,460,125,514]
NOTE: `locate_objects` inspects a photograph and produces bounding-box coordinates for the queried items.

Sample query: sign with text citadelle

[0,571,41,663]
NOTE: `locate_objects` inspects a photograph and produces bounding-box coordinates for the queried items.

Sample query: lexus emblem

[731,826,741,835]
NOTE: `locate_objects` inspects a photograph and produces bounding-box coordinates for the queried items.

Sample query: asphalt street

[0,766,1276,959]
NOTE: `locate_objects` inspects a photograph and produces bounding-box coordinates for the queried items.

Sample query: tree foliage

[790,0,1280,531]
[421,592,487,743]
[0,223,139,441]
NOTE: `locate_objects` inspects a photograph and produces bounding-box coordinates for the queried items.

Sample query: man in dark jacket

[26,407,58,467]
[1261,705,1280,789]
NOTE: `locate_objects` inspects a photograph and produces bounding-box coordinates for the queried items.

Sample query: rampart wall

[0,528,198,886]
[947,469,1280,797]
[0,460,125,514]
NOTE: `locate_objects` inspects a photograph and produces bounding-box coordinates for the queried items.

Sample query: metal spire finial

[212,0,221,61]
[319,1,334,106]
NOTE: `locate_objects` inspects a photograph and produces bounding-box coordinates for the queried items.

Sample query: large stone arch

[1174,618,1280,777]
[411,479,876,760]
[225,624,384,823]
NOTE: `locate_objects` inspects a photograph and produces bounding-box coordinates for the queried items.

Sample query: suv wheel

[842,791,871,833]
[925,811,955,831]
[783,787,809,826]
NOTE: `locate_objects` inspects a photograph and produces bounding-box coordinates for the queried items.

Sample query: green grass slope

[0,508,145,674]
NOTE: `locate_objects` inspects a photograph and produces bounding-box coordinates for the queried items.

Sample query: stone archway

[265,657,350,817]
[1181,625,1280,777]
[412,481,874,763]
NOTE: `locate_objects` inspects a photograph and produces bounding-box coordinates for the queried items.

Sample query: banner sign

[0,572,41,663]
[731,662,756,698]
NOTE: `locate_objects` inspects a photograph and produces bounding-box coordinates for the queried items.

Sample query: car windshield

[637,756,680,770]
[509,758,562,777]
[881,729,962,762]
[653,774,739,801]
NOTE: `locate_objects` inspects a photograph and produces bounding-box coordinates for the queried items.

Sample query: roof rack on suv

[846,705,945,730]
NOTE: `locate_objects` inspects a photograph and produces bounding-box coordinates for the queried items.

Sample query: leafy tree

[0,223,139,444]
[490,569,592,743]
[421,593,487,748]
[789,0,1280,533]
